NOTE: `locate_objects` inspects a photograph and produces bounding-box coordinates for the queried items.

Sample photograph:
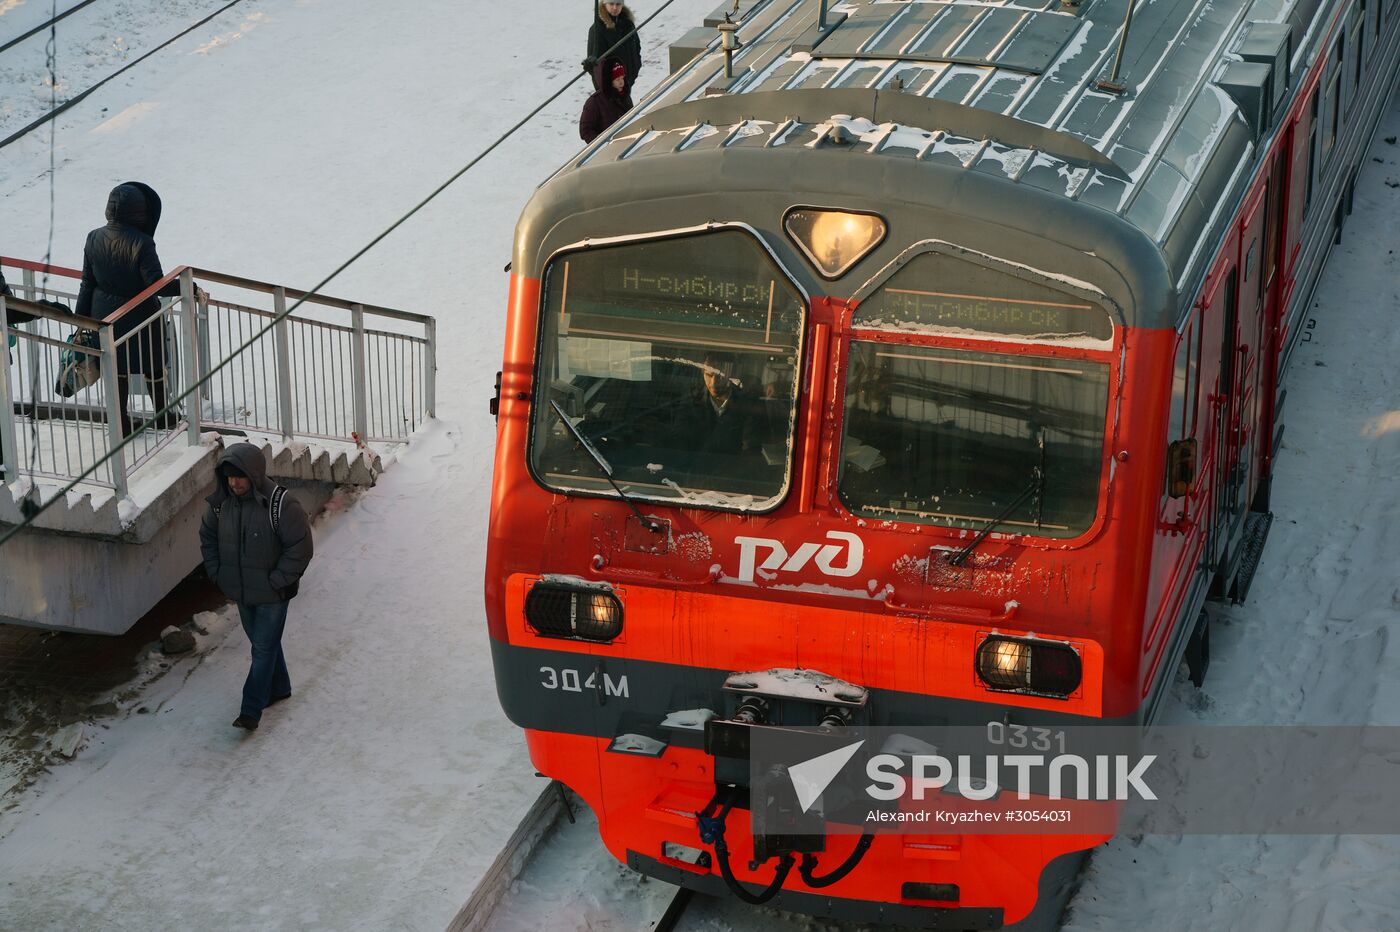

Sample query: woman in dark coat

[580,57,634,143]
[75,181,183,436]
[587,1,641,93]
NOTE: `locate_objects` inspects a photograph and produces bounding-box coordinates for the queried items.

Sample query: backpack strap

[269,486,287,534]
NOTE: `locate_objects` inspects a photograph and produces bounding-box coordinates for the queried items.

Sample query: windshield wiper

[550,400,663,534]
[948,429,1045,567]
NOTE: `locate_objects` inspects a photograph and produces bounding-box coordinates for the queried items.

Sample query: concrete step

[1,435,389,634]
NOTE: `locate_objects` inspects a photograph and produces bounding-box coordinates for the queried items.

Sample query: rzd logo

[734,531,864,583]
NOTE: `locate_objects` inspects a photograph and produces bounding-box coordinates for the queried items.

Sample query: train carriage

[485,0,1400,924]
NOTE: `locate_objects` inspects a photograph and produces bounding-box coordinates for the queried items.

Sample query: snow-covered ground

[2,2,1399,931]
[0,1,710,929]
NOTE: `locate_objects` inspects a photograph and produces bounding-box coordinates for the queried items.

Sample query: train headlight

[975,635,1081,697]
[524,581,623,642]
[784,208,886,278]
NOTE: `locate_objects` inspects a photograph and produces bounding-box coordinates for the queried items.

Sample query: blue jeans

[238,600,291,721]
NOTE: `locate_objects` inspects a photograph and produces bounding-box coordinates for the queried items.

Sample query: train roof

[526,0,1341,325]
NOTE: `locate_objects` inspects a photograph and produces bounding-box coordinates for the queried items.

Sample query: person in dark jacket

[587,1,641,93]
[580,58,634,143]
[199,442,314,732]
[75,182,194,437]
[678,352,765,457]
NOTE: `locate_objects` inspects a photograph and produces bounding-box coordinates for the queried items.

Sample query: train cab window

[1169,325,1193,444]
[838,344,1109,537]
[1165,320,1200,499]
[529,230,805,511]
[840,252,1112,538]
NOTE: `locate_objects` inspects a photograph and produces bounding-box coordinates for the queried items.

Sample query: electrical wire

[797,831,874,887]
[19,1,63,516]
[0,0,102,56]
[0,0,695,546]
[0,0,249,152]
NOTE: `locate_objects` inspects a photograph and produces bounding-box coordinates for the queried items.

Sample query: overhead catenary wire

[0,0,249,152]
[0,0,692,547]
[21,0,63,509]
[0,0,102,56]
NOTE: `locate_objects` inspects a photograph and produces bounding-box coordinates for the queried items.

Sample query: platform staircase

[0,257,436,634]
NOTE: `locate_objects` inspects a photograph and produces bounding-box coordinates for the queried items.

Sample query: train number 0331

[986,722,1068,753]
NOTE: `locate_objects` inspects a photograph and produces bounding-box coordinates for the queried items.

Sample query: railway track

[654,887,696,932]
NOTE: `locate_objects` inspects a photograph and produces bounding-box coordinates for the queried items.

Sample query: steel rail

[443,780,571,932]
[654,886,696,932]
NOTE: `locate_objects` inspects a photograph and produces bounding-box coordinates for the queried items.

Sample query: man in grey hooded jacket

[199,442,314,731]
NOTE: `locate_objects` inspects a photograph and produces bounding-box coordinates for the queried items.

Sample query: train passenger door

[1234,183,1268,511]
[1200,265,1241,577]
[1253,148,1289,509]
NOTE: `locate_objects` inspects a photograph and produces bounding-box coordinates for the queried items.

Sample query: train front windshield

[530,231,805,511]
[839,250,1114,538]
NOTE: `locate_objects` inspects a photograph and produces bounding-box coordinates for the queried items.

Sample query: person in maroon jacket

[579,57,633,143]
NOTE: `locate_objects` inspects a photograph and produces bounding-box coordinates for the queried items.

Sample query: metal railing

[1,257,436,499]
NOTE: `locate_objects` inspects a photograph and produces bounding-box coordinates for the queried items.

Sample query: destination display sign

[856,252,1113,342]
[550,230,805,343]
[614,267,775,310]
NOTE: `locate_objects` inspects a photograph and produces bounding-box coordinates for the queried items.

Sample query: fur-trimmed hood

[596,2,634,28]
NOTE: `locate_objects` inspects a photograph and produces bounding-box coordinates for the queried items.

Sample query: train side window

[1263,164,1283,291]
[1306,118,1318,210]
[1323,39,1342,160]
[1166,321,1201,499]
[1254,236,1265,300]
[1351,15,1363,106]
[1169,324,1192,443]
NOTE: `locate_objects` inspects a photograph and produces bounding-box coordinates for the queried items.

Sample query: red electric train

[485,0,1400,924]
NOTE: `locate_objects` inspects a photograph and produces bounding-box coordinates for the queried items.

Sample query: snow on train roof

[573,0,1329,289]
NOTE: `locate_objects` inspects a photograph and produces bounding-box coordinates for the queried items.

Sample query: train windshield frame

[528,228,807,513]
[839,250,1115,539]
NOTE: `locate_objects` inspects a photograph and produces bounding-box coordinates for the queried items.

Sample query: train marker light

[975,635,1082,697]
[524,581,623,642]
[784,208,886,278]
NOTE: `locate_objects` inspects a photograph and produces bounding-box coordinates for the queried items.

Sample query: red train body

[485,0,1400,923]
